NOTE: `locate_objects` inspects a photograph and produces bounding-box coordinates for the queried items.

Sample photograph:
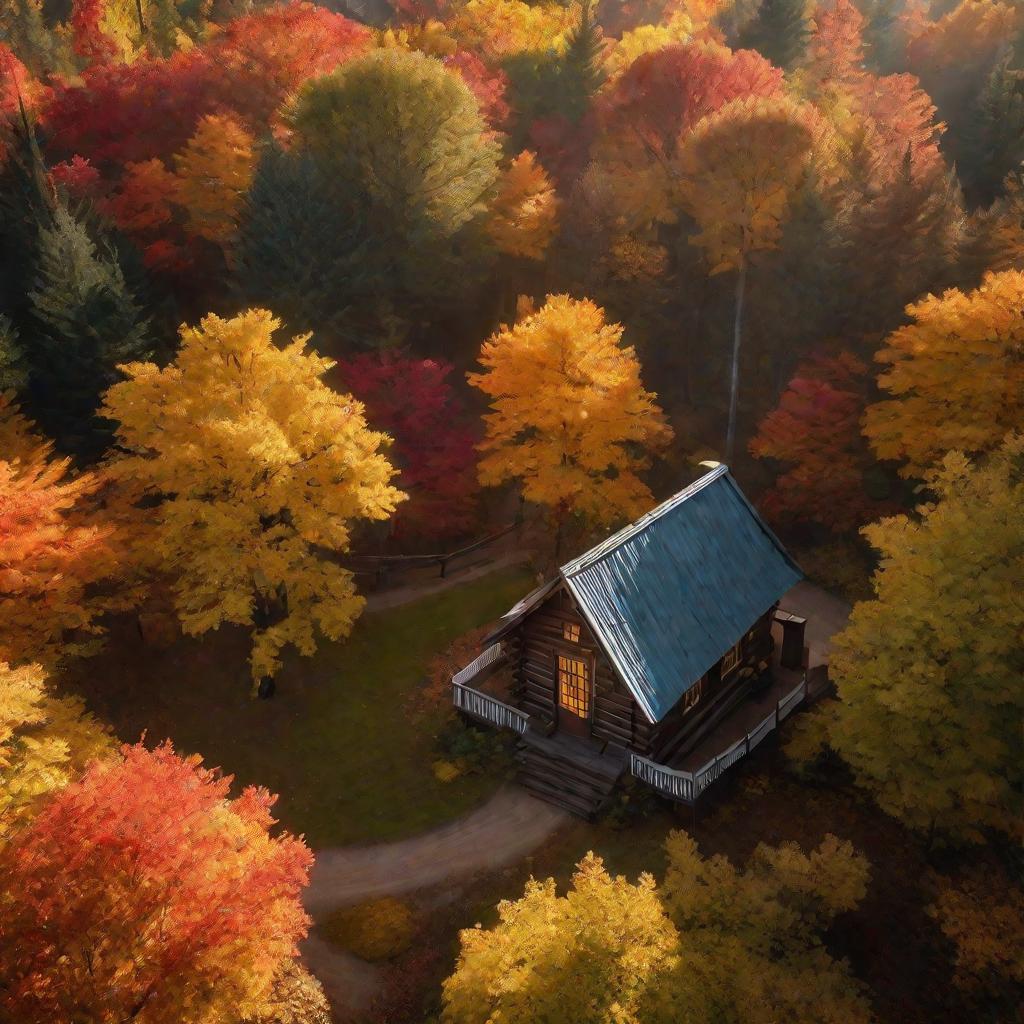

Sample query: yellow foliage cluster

[101,309,405,683]
[174,113,257,244]
[829,437,1024,843]
[0,661,112,844]
[865,269,1024,478]
[443,834,871,1023]
[929,873,1024,989]
[487,151,560,260]
[677,96,818,273]
[604,13,694,82]
[447,0,578,62]
[469,294,672,530]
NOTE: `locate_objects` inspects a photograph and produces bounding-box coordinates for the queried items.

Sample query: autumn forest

[0,0,1022,1021]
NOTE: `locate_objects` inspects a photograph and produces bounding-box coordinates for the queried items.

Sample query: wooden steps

[515,730,627,819]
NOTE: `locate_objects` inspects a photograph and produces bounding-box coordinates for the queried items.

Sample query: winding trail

[301,578,851,1019]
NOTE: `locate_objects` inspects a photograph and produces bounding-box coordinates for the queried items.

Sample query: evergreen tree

[961,56,1024,209]
[560,0,606,123]
[232,144,371,353]
[739,0,812,71]
[27,204,151,458]
[0,313,28,392]
[0,0,64,78]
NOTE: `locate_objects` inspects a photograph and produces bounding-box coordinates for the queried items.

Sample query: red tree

[749,352,892,533]
[444,50,510,131]
[335,354,480,541]
[0,742,313,1024]
[806,0,865,90]
[208,1,372,127]
[596,41,784,165]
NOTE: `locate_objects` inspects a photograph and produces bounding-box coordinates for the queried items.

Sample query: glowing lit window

[682,677,704,713]
[557,655,590,718]
[721,642,742,677]
[563,622,581,643]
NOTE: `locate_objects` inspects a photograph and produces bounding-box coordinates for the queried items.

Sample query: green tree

[287,48,500,346]
[0,314,27,392]
[560,0,606,123]
[824,437,1024,844]
[739,0,812,71]
[961,56,1024,208]
[27,203,151,457]
[232,144,369,349]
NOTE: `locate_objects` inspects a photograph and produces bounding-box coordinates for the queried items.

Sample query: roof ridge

[559,464,730,579]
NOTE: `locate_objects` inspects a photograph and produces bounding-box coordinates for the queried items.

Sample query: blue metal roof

[560,466,802,723]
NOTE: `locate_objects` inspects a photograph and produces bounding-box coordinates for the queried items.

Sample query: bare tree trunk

[725,260,747,464]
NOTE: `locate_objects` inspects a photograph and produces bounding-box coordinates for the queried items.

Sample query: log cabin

[452,465,809,817]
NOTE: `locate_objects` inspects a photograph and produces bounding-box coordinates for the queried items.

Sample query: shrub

[321,897,416,962]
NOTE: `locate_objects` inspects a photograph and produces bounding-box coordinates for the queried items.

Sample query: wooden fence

[451,641,530,735]
[343,522,519,588]
[630,674,808,804]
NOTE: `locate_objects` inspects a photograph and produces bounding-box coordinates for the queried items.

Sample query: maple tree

[864,270,1024,478]
[100,309,405,685]
[0,741,313,1024]
[0,396,119,669]
[335,353,480,541]
[487,150,560,260]
[173,112,255,243]
[443,833,871,1023]
[825,437,1024,843]
[442,851,678,1023]
[676,94,817,460]
[0,660,111,844]
[750,351,892,533]
[468,294,671,551]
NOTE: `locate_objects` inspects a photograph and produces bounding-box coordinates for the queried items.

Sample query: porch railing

[630,674,808,804]
[451,642,530,735]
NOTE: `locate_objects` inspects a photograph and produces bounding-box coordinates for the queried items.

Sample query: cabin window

[562,621,581,643]
[682,677,704,713]
[557,655,590,718]
[721,641,742,677]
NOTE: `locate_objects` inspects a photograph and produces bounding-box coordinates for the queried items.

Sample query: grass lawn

[63,566,533,848]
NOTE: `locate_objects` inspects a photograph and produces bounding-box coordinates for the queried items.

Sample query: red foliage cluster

[335,353,480,541]
[597,42,785,162]
[0,742,313,1024]
[444,50,510,130]
[206,1,372,127]
[69,0,119,65]
[750,352,892,533]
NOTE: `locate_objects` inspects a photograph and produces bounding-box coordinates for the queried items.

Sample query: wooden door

[556,653,591,737]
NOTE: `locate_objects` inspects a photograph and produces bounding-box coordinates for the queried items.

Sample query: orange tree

[468,294,672,557]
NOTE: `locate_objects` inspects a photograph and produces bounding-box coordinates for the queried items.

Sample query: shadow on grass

[61,566,534,848]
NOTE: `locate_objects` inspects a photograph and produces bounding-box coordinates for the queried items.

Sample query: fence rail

[453,682,529,734]
[453,642,505,687]
[631,675,808,804]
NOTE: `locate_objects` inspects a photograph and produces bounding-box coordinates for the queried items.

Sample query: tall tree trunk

[725,259,747,464]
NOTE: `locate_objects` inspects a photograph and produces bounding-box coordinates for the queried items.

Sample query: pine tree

[560,0,606,123]
[232,144,370,352]
[0,314,27,392]
[739,0,812,71]
[0,0,65,78]
[961,56,1024,208]
[27,204,151,458]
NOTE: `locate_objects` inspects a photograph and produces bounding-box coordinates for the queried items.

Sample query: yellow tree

[487,150,560,261]
[825,437,1024,843]
[675,95,818,461]
[468,294,672,555]
[442,834,871,1024]
[174,112,257,244]
[0,661,112,845]
[442,852,678,1024]
[864,269,1024,478]
[101,309,405,687]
